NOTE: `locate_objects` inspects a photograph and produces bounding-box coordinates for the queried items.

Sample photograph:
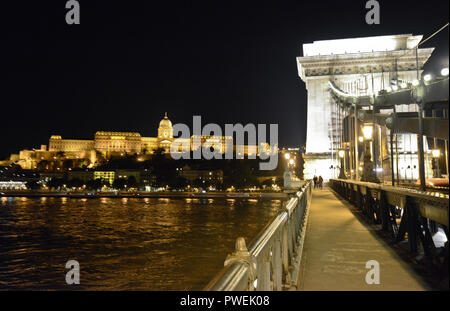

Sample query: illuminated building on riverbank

[11,113,269,170]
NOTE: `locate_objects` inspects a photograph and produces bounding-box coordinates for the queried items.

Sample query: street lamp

[362,124,373,141]
[441,67,449,77]
[360,123,379,183]
[338,149,346,179]
[431,149,441,178]
[284,153,290,160]
[431,149,441,158]
[412,79,420,86]
[423,74,432,82]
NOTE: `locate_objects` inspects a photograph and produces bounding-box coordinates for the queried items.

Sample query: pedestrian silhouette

[318,176,323,189]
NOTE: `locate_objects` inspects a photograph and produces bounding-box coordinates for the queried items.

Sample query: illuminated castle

[13,113,268,170]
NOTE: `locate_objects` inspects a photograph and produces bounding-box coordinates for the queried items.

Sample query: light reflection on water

[0,196,282,290]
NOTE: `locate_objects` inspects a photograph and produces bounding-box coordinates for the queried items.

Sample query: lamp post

[284,153,291,171]
[441,67,449,77]
[360,123,380,183]
[431,149,441,178]
[354,103,359,180]
[338,149,346,179]
[284,153,292,170]
[289,159,295,168]
[412,79,427,191]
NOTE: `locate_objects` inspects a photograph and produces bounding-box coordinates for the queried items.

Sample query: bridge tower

[297,34,434,181]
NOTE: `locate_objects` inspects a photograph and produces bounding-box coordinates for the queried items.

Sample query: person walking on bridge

[313,176,318,189]
[318,176,323,189]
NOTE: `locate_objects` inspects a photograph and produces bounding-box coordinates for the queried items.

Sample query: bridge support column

[303,153,334,181]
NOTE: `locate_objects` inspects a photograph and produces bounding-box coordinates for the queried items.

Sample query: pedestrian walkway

[298,187,429,291]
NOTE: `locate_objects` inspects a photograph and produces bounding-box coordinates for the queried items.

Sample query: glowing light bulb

[431,149,441,158]
[362,124,373,140]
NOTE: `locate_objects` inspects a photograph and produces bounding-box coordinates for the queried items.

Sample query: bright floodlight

[362,124,373,140]
[431,149,441,158]
[441,67,449,76]
[386,87,392,92]
[424,74,432,82]
[412,79,420,86]
[284,153,290,160]
[359,136,364,143]
[400,82,407,88]
[338,150,345,158]
[392,85,398,91]
[289,159,294,165]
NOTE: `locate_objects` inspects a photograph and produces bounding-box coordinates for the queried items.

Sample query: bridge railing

[329,179,449,274]
[204,181,312,291]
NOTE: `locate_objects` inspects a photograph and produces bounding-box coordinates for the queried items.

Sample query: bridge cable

[418,22,449,47]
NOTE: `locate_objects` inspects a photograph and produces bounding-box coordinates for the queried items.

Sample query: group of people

[313,176,323,189]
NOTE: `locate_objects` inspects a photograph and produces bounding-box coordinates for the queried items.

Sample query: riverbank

[0,190,288,199]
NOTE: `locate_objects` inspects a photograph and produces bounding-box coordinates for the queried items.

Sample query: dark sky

[2,0,449,159]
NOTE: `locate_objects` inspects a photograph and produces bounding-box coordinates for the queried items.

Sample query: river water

[0,196,283,290]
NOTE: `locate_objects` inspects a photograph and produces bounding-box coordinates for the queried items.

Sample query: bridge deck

[297,187,429,291]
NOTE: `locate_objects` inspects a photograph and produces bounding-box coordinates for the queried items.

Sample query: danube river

[0,196,283,290]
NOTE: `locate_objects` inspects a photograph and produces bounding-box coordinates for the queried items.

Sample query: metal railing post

[205,181,313,291]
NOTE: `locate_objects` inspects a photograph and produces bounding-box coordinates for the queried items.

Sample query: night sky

[2,0,449,159]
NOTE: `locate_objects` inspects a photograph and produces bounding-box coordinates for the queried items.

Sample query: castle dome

[159,112,172,129]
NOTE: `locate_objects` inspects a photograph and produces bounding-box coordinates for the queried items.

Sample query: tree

[127,175,138,188]
[262,178,275,188]
[151,149,178,187]
[37,160,50,171]
[47,178,66,190]
[192,178,206,189]
[67,178,83,188]
[113,178,127,190]
[26,180,41,190]
[169,176,188,190]
[94,151,107,167]
[63,159,74,170]
[223,160,259,189]
[275,177,284,188]
[80,159,91,169]
[56,151,65,158]
[86,179,105,190]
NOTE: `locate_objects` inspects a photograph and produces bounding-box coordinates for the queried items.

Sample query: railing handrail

[331,179,449,202]
[204,181,312,291]
[329,179,448,226]
[204,262,250,291]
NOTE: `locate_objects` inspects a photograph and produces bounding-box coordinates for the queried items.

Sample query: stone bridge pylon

[297,34,434,181]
